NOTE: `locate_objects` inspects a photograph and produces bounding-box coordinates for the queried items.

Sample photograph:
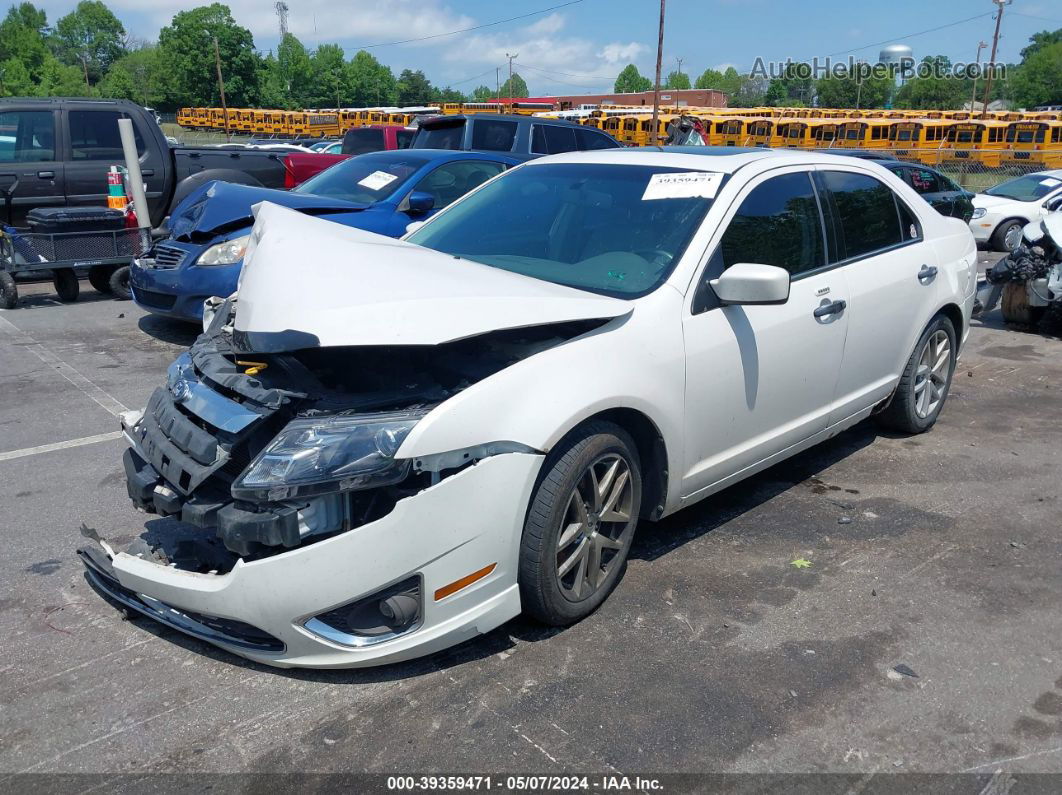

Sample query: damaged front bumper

[81,451,543,668]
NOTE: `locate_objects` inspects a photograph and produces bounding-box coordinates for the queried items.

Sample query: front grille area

[153,243,189,269]
[134,288,178,309]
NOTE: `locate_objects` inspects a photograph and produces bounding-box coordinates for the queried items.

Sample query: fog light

[303,576,422,647]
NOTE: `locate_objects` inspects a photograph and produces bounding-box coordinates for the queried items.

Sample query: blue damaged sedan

[131,149,525,322]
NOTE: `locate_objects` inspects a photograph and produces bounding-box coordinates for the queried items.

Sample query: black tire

[108,265,131,300]
[876,315,957,434]
[52,268,79,303]
[519,421,642,626]
[0,270,17,309]
[87,265,116,294]
[991,219,1024,252]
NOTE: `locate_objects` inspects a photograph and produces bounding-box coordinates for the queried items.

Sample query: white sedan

[80,149,977,668]
[970,170,1062,251]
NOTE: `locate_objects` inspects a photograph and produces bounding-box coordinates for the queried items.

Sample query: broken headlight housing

[197,234,250,266]
[231,410,427,501]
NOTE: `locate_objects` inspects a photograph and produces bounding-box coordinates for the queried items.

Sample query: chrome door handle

[918,264,938,282]
[813,299,847,318]
[37,170,54,179]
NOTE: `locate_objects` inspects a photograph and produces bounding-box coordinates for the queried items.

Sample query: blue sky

[31,0,1062,94]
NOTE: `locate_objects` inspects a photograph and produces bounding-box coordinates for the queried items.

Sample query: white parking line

[0,431,123,462]
[0,313,128,417]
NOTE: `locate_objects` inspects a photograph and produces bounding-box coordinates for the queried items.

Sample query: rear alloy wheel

[876,315,956,434]
[520,422,642,625]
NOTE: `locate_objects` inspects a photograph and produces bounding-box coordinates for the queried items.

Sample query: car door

[388,159,506,237]
[681,168,850,497]
[0,107,64,225]
[816,167,942,423]
[64,109,166,212]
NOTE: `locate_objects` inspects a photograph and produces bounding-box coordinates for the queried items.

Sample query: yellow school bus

[744,118,775,147]
[712,118,747,146]
[1003,121,1062,169]
[835,119,893,148]
[775,120,817,148]
[888,120,951,164]
[940,121,1009,167]
[807,119,842,148]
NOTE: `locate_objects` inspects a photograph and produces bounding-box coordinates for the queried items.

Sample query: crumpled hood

[169,181,368,241]
[232,202,633,349]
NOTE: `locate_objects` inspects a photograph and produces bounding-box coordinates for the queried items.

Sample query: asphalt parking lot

[2,259,1061,779]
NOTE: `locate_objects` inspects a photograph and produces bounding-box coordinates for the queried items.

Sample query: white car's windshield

[985,174,1062,202]
[406,163,717,297]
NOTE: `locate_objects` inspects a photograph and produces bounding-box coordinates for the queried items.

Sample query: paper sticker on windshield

[357,170,399,191]
[1039,177,1061,187]
[642,171,722,201]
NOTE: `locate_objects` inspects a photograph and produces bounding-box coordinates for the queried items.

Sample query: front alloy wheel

[520,421,642,625]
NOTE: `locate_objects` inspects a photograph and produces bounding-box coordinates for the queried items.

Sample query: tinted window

[295,151,431,203]
[718,172,824,276]
[821,171,904,260]
[69,111,145,161]
[470,119,517,151]
[575,127,618,150]
[985,173,1061,201]
[0,110,55,162]
[531,124,577,154]
[905,167,943,194]
[407,163,714,297]
[341,127,384,155]
[414,122,463,150]
[396,129,414,149]
[412,160,505,209]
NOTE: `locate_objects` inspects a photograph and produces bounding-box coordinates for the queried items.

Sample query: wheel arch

[558,407,670,522]
[936,301,965,342]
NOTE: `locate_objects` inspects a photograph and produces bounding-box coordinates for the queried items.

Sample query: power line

[823,11,995,58]
[345,0,587,51]
[1010,11,1062,25]
[518,62,620,80]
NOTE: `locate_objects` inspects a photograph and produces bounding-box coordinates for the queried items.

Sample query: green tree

[53,1,126,85]
[431,86,466,103]
[894,56,969,110]
[38,55,90,95]
[346,50,396,106]
[613,63,650,93]
[498,71,528,98]
[310,43,345,107]
[765,62,814,106]
[257,52,290,108]
[694,67,722,89]
[665,70,690,89]
[158,3,259,107]
[99,45,172,108]
[396,68,432,105]
[0,56,35,95]
[718,66,743,96]
[816,63,893,109]
[728,74,768,107]
[1011,41,1062,107]
[471,84,494,101]
[0,3,51,85]
[276,33,312,106]
[1020,28,1062,61]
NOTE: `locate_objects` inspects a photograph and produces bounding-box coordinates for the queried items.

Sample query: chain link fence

[879,148,1062,191]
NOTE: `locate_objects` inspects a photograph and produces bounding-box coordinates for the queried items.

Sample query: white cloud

[598,42,648,64]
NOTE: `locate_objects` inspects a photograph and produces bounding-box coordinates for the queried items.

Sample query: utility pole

[213,36,231,142]
[80,56,90,92]
[970,40,988,113]
[506,52,518,112]
[495,66,500,103]
[675,55,684,83]
[650,0,666,145]
[980,0,1009,119]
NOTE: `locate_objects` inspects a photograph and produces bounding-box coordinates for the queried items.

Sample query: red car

[284,125,414,188]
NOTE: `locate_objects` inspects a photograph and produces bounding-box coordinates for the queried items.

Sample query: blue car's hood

[169,181,368,241]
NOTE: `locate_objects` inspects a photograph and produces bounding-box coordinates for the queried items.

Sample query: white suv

[970,170,1062,251]
[82,149,977,668]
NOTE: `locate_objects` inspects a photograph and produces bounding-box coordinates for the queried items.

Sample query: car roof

[349,148,526,164]
[420,113,586,129]
[518,146,888,174]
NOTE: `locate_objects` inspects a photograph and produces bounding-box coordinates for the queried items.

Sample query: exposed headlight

[232,410,427,501]
[197,234,250,266]
[971,208,987,219]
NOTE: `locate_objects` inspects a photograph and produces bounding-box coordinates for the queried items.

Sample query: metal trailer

[0,179,149,309]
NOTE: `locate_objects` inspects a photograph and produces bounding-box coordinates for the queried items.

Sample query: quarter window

[820,171,906,260]
[412,160,505,209]
[717,171,825,277]
[575,127,618,150]
[470,119,517,151]
[531,124,577,155]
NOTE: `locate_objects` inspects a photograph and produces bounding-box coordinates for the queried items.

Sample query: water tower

[878,44,914,83]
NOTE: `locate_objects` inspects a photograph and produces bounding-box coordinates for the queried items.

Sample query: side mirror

[709,262,791,306]
[405,191,435,215]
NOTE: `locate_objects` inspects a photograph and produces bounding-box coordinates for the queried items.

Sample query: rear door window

[531,124,577,154]
[820,171,906,261]
[470,119,518,151]
[575,127,619,150]
[69,110,145,160]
